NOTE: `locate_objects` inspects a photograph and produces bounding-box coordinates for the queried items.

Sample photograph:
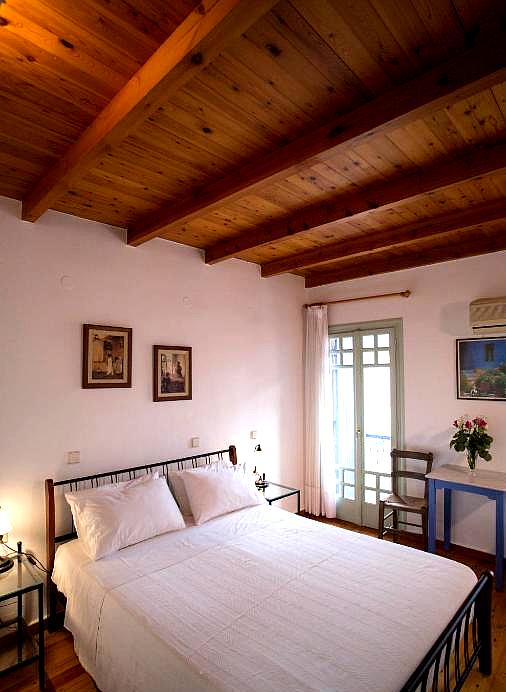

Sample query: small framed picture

[153,345,192,402]
[456,337,506,400]
[82,324,132,389]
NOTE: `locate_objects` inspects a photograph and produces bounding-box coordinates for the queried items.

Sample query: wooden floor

[2,516,506,691]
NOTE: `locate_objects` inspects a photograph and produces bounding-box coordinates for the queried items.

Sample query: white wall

[307,251,506,554]
[3,185,504,562]
[0,197,304,561]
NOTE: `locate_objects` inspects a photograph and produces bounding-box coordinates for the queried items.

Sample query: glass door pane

[329,323,401,528]
[361,332,394,527]
[330,335,360,524]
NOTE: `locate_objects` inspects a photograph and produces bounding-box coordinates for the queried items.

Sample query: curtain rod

[304,289,411,308]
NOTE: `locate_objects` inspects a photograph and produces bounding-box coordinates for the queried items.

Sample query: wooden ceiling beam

[21,0,278,223]
[260,200,506,276]
[304,228,506,288]
[206,141,506,264]
[127,29,506,247]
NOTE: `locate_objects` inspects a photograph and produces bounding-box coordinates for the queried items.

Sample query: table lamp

[253,444,269,488]
[0,507,14,573]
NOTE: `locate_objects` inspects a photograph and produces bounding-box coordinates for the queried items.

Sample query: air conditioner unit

[470,297,506,335]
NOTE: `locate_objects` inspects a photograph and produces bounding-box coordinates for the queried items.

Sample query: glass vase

[466,449,477,476]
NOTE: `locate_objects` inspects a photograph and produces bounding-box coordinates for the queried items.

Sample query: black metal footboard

[401,571,493,692]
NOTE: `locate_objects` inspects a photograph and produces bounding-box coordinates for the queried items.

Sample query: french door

[329,320,403,528]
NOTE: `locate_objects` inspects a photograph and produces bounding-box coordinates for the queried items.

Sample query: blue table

[427,464,506,591]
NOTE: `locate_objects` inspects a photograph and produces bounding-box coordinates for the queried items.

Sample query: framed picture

[82,324,132,389]
[456,337,506,401]
[153,345,192,402]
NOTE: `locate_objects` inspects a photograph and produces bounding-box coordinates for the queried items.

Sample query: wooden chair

[378,449,434,551]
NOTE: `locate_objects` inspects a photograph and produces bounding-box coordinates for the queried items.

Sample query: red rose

[453,420,458,427]
[465,420,472,429]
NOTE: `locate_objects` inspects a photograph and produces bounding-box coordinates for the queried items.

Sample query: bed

[45,446,493,692]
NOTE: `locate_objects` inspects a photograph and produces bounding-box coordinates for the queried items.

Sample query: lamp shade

[0,507,12,536]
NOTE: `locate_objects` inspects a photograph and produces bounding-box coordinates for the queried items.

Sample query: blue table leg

[428,479,436,553]
[444,488,452,551]
[496,492,504,591]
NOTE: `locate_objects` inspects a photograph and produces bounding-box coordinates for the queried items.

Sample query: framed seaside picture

[82,324,132,389]
[456,337,506,401]
[153,345,192,402]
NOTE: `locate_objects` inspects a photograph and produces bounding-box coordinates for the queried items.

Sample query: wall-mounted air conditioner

[470,297,506,336]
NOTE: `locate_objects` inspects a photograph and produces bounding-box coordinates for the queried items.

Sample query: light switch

[191,437,200,448]
[67,451,80,464]
[250,430,257,439]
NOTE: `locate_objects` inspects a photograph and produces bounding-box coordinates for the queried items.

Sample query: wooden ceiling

[1,0,506,286]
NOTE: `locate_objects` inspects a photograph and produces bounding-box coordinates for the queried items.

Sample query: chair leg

[422,509,428,552]
[378,501,385,540]
[392,509,398,543]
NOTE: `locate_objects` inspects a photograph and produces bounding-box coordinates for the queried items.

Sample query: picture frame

[153,345,192,402]
[456,337,506,401]
[82,324,132,389]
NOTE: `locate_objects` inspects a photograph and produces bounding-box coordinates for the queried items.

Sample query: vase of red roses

[450,416,493,473]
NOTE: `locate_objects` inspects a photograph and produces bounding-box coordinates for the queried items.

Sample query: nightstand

[260,483,300,513]
[0,554,45,690]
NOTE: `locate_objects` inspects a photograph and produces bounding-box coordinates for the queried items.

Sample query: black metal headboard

[45,444,237,626]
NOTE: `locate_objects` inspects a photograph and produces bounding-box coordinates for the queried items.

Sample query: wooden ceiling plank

[156,93,272,160]
[204,141,506,263]
[9,0,143,77]
[446,88,506,146]
[225,38,320,122]
[127,29,506,247]
[411,0,465,49]
[139,116,244,169]
[291,0,392,94]
[0,4,126,96]
[245,16,341,108]
[492,81,506,122]
[352,133,416,179]
[267,2,369,106]
[0,111,73,158]
[304,225,506,287]
[422,108,468,155]
[329,0,419,82]
[0,42,108,116]
[261,199,506,276]
[50,0,166,57]
[370,0,449,70]
[187,72,287,144]
[21,0,279,223]
[102,141,207,194]
[207,53,312,136]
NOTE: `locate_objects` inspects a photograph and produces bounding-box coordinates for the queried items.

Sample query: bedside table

[0,555,45,690]
[260,483,300,513]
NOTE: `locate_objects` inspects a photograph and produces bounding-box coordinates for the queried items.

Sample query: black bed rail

[400,570,493,692]
[52,446,235,487]
[45,445,237,628]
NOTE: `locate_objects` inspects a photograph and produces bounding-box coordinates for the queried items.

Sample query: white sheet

[53,505,476,692]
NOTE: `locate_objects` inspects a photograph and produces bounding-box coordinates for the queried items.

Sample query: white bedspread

[53,505,476,692]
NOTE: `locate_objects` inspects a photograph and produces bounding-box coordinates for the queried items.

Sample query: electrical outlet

[67,451,80,464]
[191,437,200,448]
[250,430,257,439]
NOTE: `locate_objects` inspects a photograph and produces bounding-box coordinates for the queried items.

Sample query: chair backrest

[390,449,434,498]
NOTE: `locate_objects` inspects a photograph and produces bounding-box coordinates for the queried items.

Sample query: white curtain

[304,306,337,517]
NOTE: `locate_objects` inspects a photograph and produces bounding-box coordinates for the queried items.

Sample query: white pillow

[65,475,185,560]
[168,460,243,515]
[180,467,264,525]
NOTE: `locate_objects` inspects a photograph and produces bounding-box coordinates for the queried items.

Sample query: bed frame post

[228,445,237,465]
[45,478,57,630]
[477,570,493,675]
